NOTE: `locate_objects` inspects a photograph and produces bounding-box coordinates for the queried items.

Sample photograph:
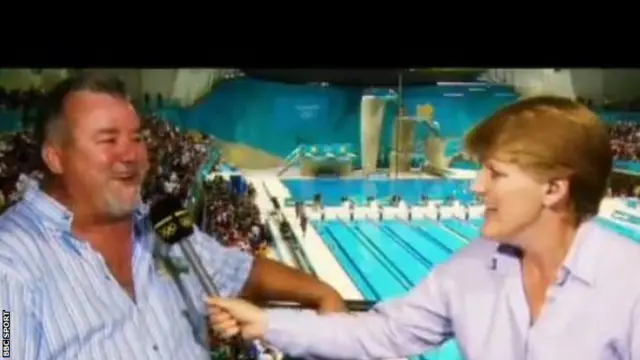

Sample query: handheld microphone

[151,196,250,358]
[149,196,219,296]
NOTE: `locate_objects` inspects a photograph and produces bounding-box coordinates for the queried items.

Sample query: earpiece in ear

[546,184,554,195]
[545,180,560,195]
[543,178,572,210]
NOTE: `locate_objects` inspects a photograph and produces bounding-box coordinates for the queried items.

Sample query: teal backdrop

[2,78,640,171]
[154,79,520,159]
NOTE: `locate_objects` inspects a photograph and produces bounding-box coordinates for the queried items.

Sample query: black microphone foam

[150,195,221,297]
[149,196,195,246]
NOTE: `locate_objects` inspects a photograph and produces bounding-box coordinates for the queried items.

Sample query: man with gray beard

[0,73,346,360]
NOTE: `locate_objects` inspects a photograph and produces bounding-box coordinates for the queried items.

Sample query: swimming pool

[313,218,482,360]
[292,179,639,359]
[282,178,474,206]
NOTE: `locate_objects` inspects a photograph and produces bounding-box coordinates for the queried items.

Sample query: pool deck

[308,198,639,231]
[599,198,640,231]
[244,170,639,272]
[261,176,363,300]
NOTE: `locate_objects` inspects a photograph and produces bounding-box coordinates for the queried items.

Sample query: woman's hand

[207,297,268,340]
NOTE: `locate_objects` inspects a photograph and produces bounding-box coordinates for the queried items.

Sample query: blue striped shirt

[0,187,254,360]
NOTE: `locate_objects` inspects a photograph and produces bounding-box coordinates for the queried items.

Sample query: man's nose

[119,138,144,162]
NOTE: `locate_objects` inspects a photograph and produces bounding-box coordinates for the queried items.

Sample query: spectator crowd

[0,129,42,209]
[609,120,640,162]
[141,115,212,203]
[203,175,271,256]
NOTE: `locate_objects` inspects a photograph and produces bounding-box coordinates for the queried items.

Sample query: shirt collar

[487,219,602,286]
[560,219,601,286]
[23,186,150,252]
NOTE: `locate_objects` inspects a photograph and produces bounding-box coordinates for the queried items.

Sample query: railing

[267,299,375,312]
[210,300,377,359]
[262,182,317,275]
[187,144,220,228]
[298,143,356,159]
[284,145,302,163]
[277,146,303,176]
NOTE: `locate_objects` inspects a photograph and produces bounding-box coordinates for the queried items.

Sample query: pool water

[290,179,640,359]
[314,218,480,360]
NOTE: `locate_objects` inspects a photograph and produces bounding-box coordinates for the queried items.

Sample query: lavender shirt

[265,220,640,359]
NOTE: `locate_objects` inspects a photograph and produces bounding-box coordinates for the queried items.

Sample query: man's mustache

[111,162,148,178]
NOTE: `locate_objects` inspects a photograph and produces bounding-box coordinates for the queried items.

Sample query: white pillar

[360,96,385,175]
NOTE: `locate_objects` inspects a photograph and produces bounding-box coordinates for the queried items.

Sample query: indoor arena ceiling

[241,69,486,86]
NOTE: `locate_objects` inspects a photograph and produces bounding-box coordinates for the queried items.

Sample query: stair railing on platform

[284,145,302,163]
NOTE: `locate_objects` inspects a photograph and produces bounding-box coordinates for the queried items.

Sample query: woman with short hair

[208,96,640,360]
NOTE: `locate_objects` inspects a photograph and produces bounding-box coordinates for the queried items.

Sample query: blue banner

[273,96,329,132]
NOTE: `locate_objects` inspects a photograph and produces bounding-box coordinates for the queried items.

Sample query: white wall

[481,69,576,98]
[602,69,640,103]
[0,69,70,91]
[82,68,142,100]
[569,69,605,102]
[83,69,180,101]
[0,69,38,90]
[140,69,177,99]
[171,69,223,106]
[538,69,575,98]
[0,68,238,107]
[565,69,640,104]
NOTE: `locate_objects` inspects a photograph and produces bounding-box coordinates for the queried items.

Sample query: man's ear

[41,142,64,175]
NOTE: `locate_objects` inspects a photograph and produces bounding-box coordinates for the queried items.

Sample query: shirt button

[152,344,159,351]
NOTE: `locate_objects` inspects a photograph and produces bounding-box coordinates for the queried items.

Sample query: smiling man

[0,73,345,360]
[208,96,640,360]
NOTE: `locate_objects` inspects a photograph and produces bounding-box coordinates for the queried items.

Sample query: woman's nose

[471,170,488,196]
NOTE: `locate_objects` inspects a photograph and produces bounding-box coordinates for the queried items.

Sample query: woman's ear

[542,178,570,208]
